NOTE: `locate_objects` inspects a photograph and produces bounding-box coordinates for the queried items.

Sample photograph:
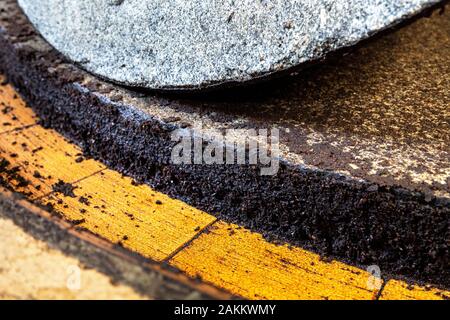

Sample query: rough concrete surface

[18,0,442,90]
[0,0,448,288]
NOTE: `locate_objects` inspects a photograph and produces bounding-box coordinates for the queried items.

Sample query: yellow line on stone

[0,75,38,134]
[42,169,217,262]
[379,280,449,300]
[169,221,380,300]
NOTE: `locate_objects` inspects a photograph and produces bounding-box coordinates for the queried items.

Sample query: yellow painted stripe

[0,126,105,199]
[170,221,379,300]
[1,73,447,300]
[380,280,449,300]
[0,75,38,133]
[42,169,216,261]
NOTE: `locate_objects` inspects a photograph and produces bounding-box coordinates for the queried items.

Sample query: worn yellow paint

[0,126,105,198]
[170,221,379,300]
[380,280,449,300]
[0,76,38,134]
[0,74,446,300]
[42,169,216,261]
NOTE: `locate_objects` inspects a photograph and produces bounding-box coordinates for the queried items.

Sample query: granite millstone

[18,0,441,90]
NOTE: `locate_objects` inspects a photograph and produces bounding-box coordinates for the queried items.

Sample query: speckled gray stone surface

[18,0,441,90]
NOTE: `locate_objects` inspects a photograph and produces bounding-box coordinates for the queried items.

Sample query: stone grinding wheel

[18,0,442,90]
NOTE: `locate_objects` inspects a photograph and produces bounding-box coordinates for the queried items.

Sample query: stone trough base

[0,0,448,288]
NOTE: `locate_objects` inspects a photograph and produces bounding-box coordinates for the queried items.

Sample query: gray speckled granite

[18,0,441,90]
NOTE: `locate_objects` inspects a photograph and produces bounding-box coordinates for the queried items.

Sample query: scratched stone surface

[18,0,442,90]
